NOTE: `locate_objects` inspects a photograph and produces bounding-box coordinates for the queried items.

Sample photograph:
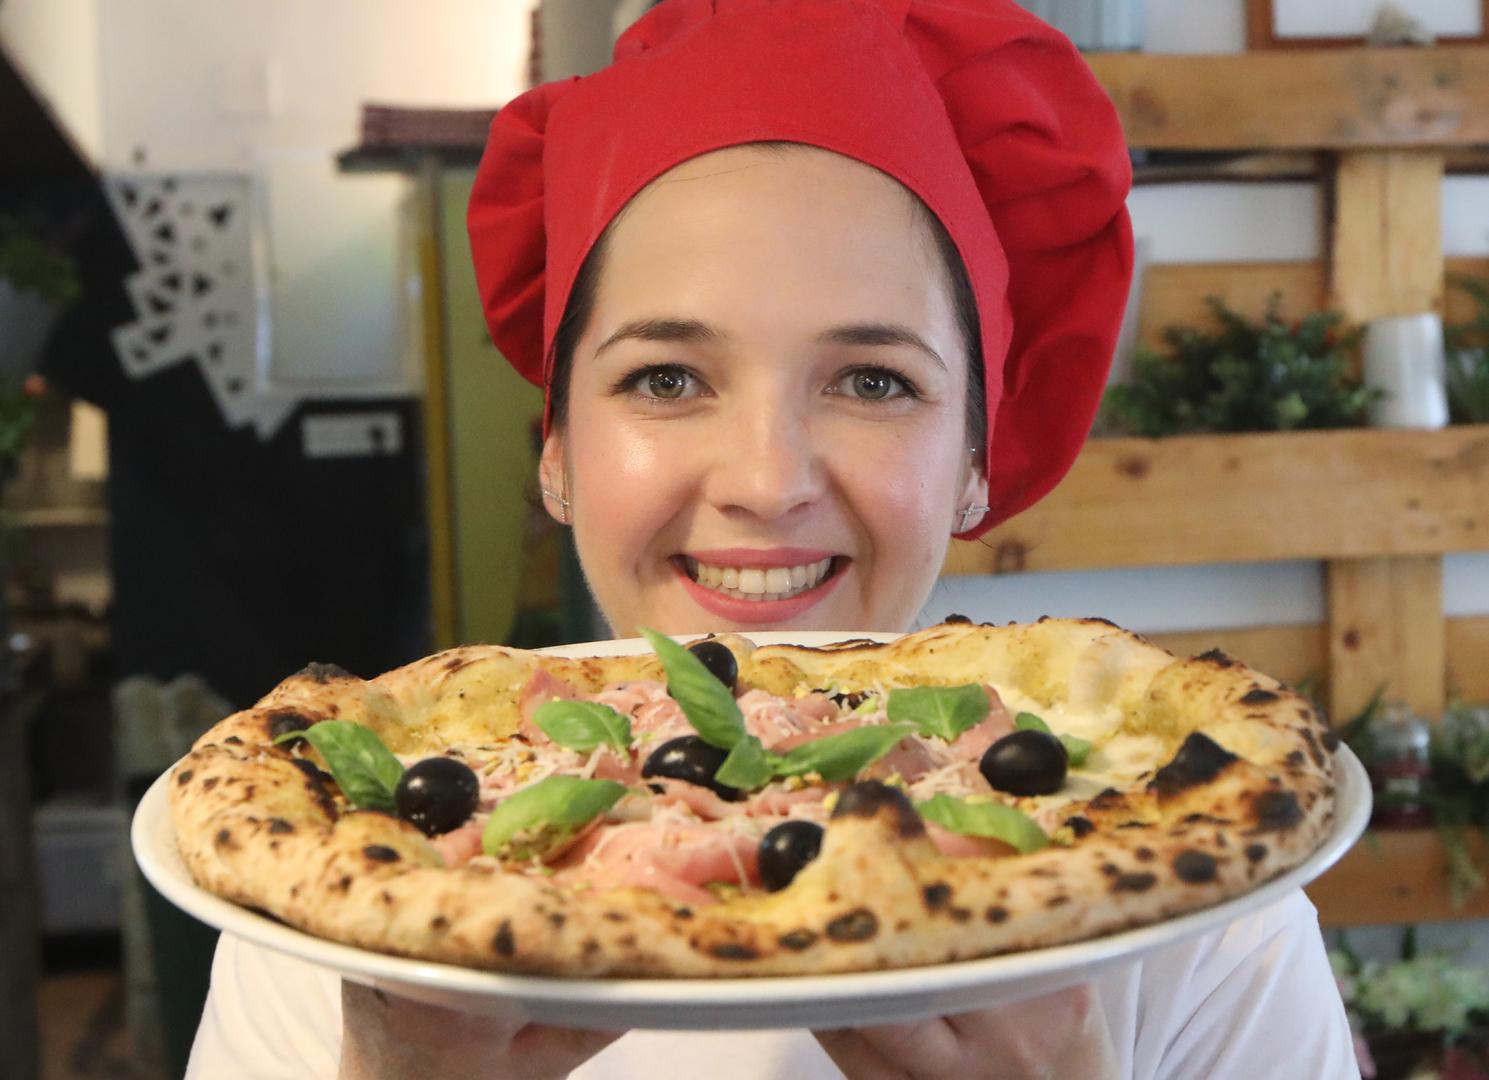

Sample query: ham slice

[793,692,842,726]
[518,668,579,743]
[941,687,1015,763]
[737,688,818,746]
[925,820,1016,859]
[746,785,834,817]
[863,735,939,783]
[771,718,867,754]
[429,814,487,868]
[649,777,744,820]
[552,817,760,905]
[590,746,643,785]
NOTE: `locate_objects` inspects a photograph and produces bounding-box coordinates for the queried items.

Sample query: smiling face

[540,145,988,638]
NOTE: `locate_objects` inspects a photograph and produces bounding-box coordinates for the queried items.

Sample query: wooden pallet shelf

[959,45,1489,926]
[1085,46,1489,152]
[947,426,1489,576]
[1306,829,1489,927]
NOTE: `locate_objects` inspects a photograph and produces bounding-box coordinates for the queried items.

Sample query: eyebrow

[595,318,722,357]
[818,323,946,371]
[593,316,945,370]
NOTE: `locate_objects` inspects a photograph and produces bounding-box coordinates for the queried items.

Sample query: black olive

[759,820,825,892]
[640,735,744,801]
[394,757,480,836]
[687,639,738,691]
[979,730,1068,796]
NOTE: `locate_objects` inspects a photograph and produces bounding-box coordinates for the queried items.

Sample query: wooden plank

[1137,256,1489,352]
[1449,256,1489,325]
[1145,615,1489,719]
[1136,262,1326,352]
[1132,148,1489,186]
[1329,150,1445,320]
[944,426,1489,575]
[1449,617,1489,703]
[1327,556,1446,721]
[1307,829,1489,927]
[1085,47,1489,151]
[1146,623,1326,692]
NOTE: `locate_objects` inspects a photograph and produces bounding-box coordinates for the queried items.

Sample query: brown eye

[645,368,690,399]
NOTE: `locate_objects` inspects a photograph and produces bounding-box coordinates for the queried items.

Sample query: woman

[188,2,1360,1077]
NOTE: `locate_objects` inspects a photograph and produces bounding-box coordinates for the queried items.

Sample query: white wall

[0,0,104,164]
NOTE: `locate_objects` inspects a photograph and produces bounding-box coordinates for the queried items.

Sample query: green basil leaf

[273,721,403,813]
[887,685,989,741]
[916,793,1049,854]
[1014,711,1050,733]
[773,723,918,782]
[1059,734,1093,768]
[481,775,628,861]
[1015,711,1092,768]
[534,700,632,756]
[639,627,745,750]
[715,734,777,790]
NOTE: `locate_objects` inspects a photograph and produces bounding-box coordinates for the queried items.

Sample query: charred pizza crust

[168,617,1339,977]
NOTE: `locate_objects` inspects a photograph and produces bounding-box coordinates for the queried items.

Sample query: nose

[703,396,825,523]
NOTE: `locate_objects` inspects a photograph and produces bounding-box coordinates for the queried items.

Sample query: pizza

[167,616,1340,977]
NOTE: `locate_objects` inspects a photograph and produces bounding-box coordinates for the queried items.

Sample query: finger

[813,1019,960,1080]
[812,1029,914,1080]
[348,981,530,1041]
[945,985,1117,1080]
[510,1023,625,1076]
[340,981,560,1078]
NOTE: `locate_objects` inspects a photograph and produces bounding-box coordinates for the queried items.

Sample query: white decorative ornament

[106,172,297,439]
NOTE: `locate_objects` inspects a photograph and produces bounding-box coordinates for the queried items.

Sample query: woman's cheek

[573,423,689,564]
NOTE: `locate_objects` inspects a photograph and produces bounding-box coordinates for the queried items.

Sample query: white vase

[1361,312,1451,430]
[0,280,61,378]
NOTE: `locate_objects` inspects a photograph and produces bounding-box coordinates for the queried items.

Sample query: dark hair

[546,148,987,473]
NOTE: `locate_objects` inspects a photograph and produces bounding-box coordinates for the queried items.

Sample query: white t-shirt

[187,888,1360,1078]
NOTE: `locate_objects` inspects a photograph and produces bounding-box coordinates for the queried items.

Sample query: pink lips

[674,549,846,624]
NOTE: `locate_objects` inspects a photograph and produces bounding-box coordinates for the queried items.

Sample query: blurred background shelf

[1307,829,1489,927]
[11,507,108,529]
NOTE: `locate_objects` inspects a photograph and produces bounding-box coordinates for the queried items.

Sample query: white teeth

[685,557,837,602]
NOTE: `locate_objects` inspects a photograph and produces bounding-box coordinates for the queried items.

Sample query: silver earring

[958,502,991,531]
[541,486,570,521]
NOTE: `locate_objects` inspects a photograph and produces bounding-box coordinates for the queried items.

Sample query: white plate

[132,632,1372,1031]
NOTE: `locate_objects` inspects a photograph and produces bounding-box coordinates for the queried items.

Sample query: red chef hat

[467,0,1132,537]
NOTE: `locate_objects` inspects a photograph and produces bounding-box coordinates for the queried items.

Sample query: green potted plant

[1445,273,1489,424]
[1102,295,1377,437]
[0,214,80,378]
[0,216,76,486]
[1331,938,1489,1080]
